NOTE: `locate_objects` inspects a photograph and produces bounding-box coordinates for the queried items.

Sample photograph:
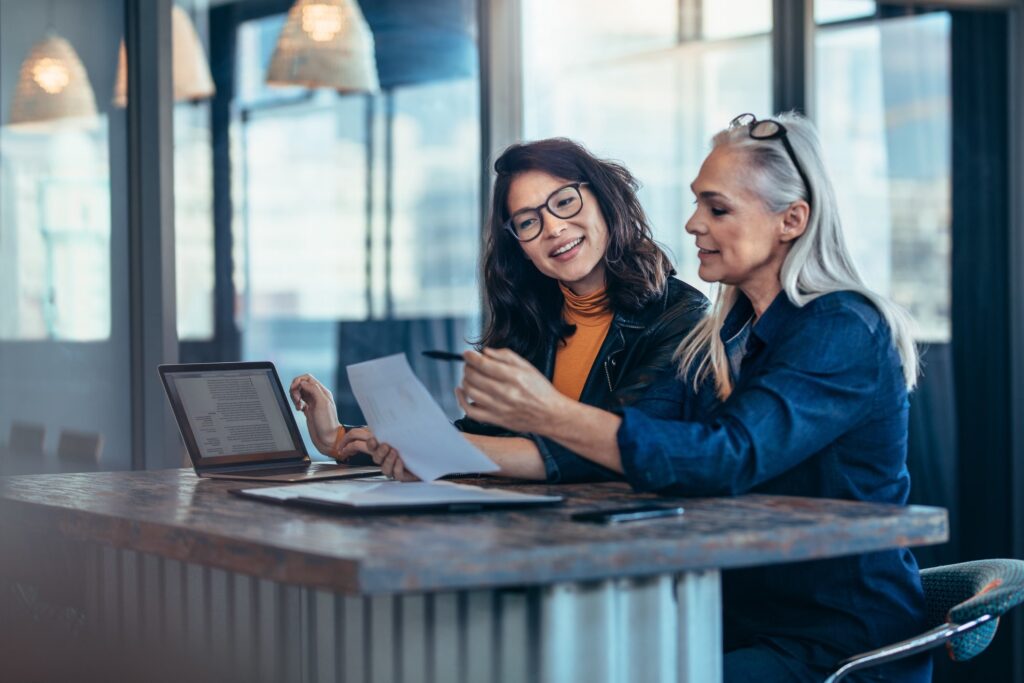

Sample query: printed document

[346,354,499,481]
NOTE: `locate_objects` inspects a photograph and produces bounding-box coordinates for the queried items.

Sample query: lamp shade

[266,0,380,92]
[8,33,98,126]
[112,5,216,107]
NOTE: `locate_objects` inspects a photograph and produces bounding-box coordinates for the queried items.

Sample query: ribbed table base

[80,545,722,682]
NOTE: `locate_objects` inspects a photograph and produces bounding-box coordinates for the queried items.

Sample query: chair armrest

[823,614,994,683]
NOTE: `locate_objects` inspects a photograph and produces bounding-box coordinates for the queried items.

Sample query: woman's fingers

[456,386,494,424]
[391,454,405,480]
[367,438,384,465]
[290,374,325,411]
[381,448,400,478]
[289,376,306,409]
[482,346,533,368]
[455,386,471,412]
[462,349,517,382]
[363,438,417,481]
[460,367,507,407]
[337,438,370,461]
[338,428,372,448]
[336,427,375,460]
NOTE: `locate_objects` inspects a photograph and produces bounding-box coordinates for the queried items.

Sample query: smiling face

[507,170,609,295]
[686,145,807,309]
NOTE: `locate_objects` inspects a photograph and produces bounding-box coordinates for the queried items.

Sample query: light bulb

[32,57,71,94]
[301,3,344,42]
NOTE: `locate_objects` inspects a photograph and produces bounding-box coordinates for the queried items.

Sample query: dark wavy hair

[477,138,674,361]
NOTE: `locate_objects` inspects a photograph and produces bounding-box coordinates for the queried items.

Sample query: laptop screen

[160,362,309,468]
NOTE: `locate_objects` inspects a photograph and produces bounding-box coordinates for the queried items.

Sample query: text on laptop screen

[173,369,297,459]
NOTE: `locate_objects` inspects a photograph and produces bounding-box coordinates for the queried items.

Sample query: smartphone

[570,504,685,524]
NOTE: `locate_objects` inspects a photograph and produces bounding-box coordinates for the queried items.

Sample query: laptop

[159,361,381,482]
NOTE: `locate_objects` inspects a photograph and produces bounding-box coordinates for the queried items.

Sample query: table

[0,469,947,683]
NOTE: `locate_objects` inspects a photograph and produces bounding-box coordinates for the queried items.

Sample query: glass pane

[238,98,370,323]
[523,2,772,298]
[175,101,215,340]
[702,0,772,39]
[522,0,677,91]
[201,0,484,454]
[815,0,876,25]
[816,13,951,341]
[0,0,132,473]
[1,69,112,337]
[391,79,480,318]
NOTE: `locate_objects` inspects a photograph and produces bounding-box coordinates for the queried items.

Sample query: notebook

[232,479,563,513]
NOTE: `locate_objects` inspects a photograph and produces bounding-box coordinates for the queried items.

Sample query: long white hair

[675,112,919,399]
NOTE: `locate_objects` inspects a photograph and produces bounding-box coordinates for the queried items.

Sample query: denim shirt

[616,290,930,680]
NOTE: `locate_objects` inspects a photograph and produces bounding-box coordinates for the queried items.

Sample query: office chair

[825,559,1024,682]
[56,429,103,471]
[8,422,45,456]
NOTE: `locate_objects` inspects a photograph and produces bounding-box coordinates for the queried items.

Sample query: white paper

[346,354,500,481]
[243,480,561,508]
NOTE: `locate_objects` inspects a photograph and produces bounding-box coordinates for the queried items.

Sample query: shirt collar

[721,290,799,347]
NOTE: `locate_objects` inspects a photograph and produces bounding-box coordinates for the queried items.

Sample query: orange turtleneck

[552,283,614,401]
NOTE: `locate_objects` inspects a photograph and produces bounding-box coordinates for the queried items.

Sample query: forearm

[464,433,547,480]
[534,400,624,474]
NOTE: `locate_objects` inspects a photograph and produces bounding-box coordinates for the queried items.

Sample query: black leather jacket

[456,277,708,483]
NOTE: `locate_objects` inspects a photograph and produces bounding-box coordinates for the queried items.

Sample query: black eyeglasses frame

[730,113,814,209]
[502,181,590,243]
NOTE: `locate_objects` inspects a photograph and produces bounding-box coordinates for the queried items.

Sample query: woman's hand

[456,348,571,436]
[289,373,341,456]
[334,427,376,462]
[366,437,420,482]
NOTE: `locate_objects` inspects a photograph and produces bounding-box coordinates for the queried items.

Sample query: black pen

[422,350,465,362]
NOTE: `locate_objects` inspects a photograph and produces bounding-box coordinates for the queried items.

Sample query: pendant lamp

[112,5,216,107]
[265,0,380,92]
[8,33,98,127]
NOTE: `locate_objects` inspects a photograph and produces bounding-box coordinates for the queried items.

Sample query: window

[0,0,133,473]
[195,1,483,454]
[175,101,215,341]
[522,0,772,297]
[816,12,951,341]
[1,121,112,341]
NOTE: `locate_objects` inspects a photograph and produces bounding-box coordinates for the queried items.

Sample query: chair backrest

[56,429,103,466]
[921,559,1024,661]
[8,422,45,456]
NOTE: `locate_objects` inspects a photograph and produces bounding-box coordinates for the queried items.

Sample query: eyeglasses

[730,113,813,208]
[503,182,589,242]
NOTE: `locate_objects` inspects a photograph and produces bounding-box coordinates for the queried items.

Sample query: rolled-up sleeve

[617,308,883,496]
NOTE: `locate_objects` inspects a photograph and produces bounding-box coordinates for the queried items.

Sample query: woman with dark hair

[291,138,707,482]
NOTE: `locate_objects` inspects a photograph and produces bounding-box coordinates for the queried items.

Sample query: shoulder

[802,290,884,327]
[662,277,709,313]
[777,290,892,371]
[795,291,887,337]
[642,278,709,338]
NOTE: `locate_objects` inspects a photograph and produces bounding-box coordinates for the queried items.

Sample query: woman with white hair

[368,113,930,681]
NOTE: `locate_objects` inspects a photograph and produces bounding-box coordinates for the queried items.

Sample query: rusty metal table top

[0,468,948,594]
